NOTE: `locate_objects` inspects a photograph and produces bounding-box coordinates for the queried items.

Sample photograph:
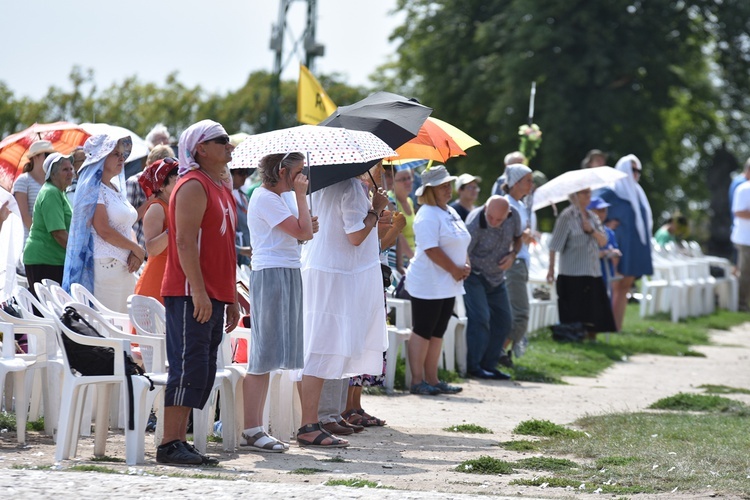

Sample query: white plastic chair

[0,306,62,437]
[384,325,410,393]
[0,322,34,445]
[442,295,468,375]
[52,310,155,465]
[70,283,131,331]
[229,327,299,444]
[191,332,240,454]
[127,295,167,374]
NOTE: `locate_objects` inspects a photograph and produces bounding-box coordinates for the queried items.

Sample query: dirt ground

[2,323,749,499]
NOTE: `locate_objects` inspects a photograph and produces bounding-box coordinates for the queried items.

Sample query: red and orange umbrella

[0,122,90,190]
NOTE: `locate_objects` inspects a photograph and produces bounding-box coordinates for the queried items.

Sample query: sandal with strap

[241,430,288,453]
[341,409,365,426]
[357,408,386,427]
[297,422,349,448]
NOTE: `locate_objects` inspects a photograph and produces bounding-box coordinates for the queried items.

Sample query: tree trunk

[707,145,739,258]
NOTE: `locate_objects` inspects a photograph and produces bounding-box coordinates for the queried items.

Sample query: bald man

[463,196,522,379]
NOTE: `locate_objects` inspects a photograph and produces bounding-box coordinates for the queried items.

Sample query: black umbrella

[310,92,432,192]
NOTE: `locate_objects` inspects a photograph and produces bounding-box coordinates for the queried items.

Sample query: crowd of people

[7,115,732,467]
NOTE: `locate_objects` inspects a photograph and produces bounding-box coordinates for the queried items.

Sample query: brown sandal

[357,408,386,427]
[297,423,349,448]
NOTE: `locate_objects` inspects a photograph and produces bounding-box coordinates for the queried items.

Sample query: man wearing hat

[463,195,521,379]
[500,163,534,363]
[449,173,482,221]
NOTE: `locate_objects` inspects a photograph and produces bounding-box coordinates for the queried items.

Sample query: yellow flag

[297,64,337,124]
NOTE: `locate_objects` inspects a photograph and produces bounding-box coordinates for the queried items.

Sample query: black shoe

[487,368,511,380]
[145,412,157,432]
[468,368,496,379]
[183,442,220,466]
[498,351,514,368]
[156,440,202,465]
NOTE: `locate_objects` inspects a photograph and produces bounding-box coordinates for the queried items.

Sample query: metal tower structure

[267,0,325,131]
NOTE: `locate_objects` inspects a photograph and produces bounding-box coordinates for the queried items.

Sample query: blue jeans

[464,273,512,373]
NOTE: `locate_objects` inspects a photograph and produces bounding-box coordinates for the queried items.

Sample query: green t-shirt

[23,182,72,266]
[654,226,676,246]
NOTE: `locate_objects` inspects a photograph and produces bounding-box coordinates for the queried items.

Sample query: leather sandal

[240,430,287,453]
[357,408,386,426]
[338,418,364,433]
[321,421,354,435]
[297,422,349,448]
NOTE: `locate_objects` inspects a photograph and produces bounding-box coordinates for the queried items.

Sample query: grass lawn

[511,304,748,383]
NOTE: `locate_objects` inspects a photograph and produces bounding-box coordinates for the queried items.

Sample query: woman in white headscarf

[596,154,653,331]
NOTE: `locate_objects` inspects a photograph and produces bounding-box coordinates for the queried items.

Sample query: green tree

[387,0,750,233]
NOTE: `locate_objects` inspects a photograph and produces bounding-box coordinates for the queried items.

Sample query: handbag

[380,263,393,289]
[550,322,586,343]
[60,306,152,430]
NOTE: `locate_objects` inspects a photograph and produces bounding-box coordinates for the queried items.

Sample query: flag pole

[528,81,536,126]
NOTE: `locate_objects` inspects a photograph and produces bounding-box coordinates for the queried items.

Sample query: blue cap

[587,197,610,210]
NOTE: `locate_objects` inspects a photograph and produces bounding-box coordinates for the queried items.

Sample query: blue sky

[2,0,403,99]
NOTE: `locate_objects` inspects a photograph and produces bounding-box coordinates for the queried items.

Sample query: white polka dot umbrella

[230,125,397,191]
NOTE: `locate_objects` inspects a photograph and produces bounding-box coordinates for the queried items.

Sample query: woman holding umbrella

[298,162,389,447]
[546,188,616,339]
[596,154,653,331]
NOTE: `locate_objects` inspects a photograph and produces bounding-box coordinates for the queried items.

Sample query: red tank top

[161,170,237,303]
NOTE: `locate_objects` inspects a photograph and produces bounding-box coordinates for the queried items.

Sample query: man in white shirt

[731,158,750,312]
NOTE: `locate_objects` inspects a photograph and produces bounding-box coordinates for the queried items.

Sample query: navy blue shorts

[164,296,226,409]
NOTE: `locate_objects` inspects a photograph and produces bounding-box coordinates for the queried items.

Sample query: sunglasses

[206,135,231,145]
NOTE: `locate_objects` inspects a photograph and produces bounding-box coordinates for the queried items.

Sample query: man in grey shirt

[464,196,522,379]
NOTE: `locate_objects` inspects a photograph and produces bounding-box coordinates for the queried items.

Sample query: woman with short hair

[241,152,315,452]
[13,140,56,235]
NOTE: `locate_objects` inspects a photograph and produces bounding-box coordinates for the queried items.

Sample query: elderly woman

[63,134,144,313]
[13,140,57,236]
[297,163,389,448]
[133,157,180,304]
[546,188,616,339]
[406,165,471,395]
[22,153,75,290]
[596,154,653,331]
[240,152,314,453]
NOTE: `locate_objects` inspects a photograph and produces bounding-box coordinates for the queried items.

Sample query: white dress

[301,178,388,379]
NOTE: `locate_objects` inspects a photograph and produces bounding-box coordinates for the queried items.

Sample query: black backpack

[60,306,153,430]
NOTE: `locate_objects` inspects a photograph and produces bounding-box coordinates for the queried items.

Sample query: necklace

[197,168,223,187]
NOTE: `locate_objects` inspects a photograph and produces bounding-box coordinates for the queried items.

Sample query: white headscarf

[612,154,653,245]
[178,120,228,176]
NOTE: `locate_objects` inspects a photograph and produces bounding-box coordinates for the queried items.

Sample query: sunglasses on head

[206,135,231,145]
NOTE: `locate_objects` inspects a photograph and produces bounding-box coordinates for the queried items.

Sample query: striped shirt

[549,205,604,277]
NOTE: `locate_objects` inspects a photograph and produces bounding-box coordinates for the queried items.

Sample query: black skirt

[556,275,616,333]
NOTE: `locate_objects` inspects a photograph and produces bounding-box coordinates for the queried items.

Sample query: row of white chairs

[0,278,296,464]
